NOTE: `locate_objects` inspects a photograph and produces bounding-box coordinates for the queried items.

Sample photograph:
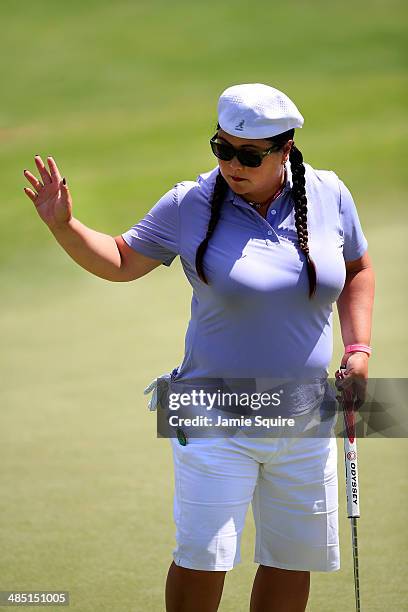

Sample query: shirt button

[267,230,273,235]
[270,209,277,215]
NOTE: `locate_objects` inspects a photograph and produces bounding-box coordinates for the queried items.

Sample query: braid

[195,171,228,284]
[289,143,317,298]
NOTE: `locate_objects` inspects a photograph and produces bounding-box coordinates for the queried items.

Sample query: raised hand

[24,155,72,230]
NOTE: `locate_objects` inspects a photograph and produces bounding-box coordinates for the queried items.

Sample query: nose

[228,155,244,171]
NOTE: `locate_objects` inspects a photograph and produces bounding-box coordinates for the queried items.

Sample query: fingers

[60,177,70,200]
[23,155,64,200]
[23,169,43,192]
[23,187,38,204]
[34,155,52,185]
[335,370,367,411]
[47,156,62,183]
[335,371,354,392]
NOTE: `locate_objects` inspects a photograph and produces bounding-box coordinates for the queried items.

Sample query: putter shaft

[351,517,361,611]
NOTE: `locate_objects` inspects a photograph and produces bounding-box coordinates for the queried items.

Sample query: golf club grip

[343,428,360,518]
[340,366,361,519]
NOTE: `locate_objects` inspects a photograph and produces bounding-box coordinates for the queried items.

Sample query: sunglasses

[210,135,279,168]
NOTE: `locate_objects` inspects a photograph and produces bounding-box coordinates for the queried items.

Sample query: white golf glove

[143,373,172,411]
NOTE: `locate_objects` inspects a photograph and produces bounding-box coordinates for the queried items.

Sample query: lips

[231,176,246,182]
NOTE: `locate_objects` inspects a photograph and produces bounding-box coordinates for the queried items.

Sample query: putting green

[1,244,407,611]
[1,0,406,609]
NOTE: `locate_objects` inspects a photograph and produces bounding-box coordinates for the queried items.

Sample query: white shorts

[170,431,339,572]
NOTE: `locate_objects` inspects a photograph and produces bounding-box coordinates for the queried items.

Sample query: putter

[336,364,361,612]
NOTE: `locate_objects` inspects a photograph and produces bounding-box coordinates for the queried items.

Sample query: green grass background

[1,0,407,610]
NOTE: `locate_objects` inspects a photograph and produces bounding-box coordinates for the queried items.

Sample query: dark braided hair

[195,128,317,298]
[195,171,228,283]
[288,141,317,298]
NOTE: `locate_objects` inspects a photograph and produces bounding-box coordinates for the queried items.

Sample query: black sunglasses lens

[236,151,262,168]
[210,138,263,167]
[210,140,234,161]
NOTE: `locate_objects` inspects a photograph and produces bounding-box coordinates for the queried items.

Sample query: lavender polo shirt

[122,163,368,381]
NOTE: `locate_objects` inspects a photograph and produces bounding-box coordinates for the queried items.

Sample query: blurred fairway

[1,0,407,610]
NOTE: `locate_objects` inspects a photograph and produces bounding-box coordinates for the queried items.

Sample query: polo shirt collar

[229,161,292,207]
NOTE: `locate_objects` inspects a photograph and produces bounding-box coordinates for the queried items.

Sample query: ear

[282,140,293,163]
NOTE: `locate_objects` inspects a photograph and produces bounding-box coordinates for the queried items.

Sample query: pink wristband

[345,344,372,357]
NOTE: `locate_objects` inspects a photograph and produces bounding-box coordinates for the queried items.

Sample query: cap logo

[235,119,245,131]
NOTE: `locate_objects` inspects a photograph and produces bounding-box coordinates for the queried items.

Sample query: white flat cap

[218,83,304,139]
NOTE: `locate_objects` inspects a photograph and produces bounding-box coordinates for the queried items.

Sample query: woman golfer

[24,83,374,612]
